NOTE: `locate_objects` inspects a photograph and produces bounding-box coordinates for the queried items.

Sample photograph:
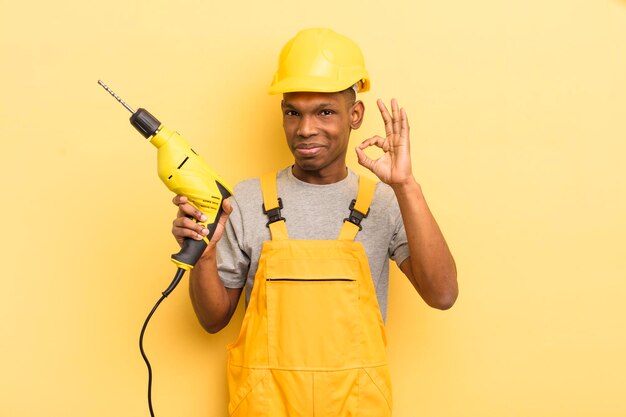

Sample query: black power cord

[139,267,186,417]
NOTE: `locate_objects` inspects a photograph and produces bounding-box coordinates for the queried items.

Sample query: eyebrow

[282,101,338,111]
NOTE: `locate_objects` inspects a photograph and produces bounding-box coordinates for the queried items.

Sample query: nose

[296,115,318,137]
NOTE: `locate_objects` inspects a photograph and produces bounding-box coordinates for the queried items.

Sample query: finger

[221,197,233,215]
[401,107,410,137]
[176,201,207,222]
[215,199,233,231]
[172,195,188,206]
[358,135,386,150]
[377,99,393,137]
[202,199,233,244]
[176,216,209,235]
[172,224,207,242]
[172,217,209,240]
[391,99,401,134]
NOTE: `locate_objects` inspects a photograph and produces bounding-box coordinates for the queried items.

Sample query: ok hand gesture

[355,99,413,187]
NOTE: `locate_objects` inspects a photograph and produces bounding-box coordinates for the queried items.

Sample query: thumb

[355,146,375,171]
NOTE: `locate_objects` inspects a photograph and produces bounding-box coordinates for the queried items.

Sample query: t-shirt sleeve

[388,200,410,268]
[216,196,249,289]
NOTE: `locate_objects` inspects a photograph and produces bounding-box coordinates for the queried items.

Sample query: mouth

[294,143,324,157]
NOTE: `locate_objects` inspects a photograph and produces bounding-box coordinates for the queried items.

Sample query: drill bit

[98,80,136,114]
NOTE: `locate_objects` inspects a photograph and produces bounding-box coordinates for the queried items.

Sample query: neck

[291,164,348,185]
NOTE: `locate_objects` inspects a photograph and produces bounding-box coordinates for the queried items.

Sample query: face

[281,90,364,184]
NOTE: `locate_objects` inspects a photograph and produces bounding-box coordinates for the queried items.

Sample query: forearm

[188,246,240,333]
[392,177,458,309]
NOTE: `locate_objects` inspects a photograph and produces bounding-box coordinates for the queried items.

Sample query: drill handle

[170,205,224,269]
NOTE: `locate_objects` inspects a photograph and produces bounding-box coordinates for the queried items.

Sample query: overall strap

[338,175,377,241]
[260,172,289,241]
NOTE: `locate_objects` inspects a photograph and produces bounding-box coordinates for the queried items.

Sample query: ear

[350,100,365,129]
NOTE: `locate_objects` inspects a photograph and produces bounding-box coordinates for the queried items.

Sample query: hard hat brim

[268,76,370,95]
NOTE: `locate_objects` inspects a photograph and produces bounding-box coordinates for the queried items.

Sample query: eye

[285,110,300,117]
[319,109,335,116]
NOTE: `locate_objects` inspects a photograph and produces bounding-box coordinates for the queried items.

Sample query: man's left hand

[355,98,413,187]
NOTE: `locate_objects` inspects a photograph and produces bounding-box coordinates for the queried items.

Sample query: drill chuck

[131,109,162,139]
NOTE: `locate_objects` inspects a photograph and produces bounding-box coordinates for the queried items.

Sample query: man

[172,28,457,416]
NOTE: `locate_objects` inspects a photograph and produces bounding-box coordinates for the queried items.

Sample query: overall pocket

[266,274,361,369]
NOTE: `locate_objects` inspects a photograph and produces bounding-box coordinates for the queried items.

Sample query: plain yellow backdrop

[2,0,626,416]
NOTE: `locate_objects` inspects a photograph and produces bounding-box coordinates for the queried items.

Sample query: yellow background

[2,0,626,416]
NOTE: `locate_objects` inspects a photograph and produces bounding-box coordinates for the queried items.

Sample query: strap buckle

[343,199,370,231]
[263,198,285,227]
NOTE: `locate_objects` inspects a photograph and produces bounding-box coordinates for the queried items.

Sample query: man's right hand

[171,195,233,249]
[172,195,240,333]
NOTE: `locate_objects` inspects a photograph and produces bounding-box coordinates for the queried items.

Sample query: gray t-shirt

[217,166,410,321]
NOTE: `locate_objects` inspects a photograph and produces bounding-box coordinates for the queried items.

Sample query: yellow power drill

[98,80,233,416]
[98,80,233,293]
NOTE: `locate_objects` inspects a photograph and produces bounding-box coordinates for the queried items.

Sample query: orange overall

[227,172,392,416]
